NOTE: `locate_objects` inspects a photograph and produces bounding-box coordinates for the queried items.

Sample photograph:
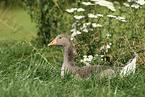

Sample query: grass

[0,2,145,97]
[0,41,145,97]
[0,7,37,41]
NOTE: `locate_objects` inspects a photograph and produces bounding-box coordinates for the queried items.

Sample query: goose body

[48,34,137,78]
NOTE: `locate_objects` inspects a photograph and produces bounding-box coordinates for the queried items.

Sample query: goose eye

[59,37,61,39]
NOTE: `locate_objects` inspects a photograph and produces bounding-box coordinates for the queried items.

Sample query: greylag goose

[48,34,138,78]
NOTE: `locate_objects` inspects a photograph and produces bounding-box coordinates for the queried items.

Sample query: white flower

[136,0,145,5]
[82,2,93,5]
[71,30,81,40]
[107,15,116,18]
[100,44,111,52]
[97,14,103,17]
[92,23,97,27]
[83,58,88,62]
[107,34,111,37]
[128,0,135,2]
[88,55,93,61]
[88,13,97,18]
[77,8,85,12]
[114,1,120,4]
[66,9,74,13]
[116,16,127,22]
[95,1,116,11]
[80,59,83,62]
[71,8,77,10]
[83,23,87,28]
[100,46,105,50]
[91,0,99,1]
[108,6,116,11]
[88,55,93,58]
[83,28,89,32]
[72,21,78,28]
[95,54,99,56]
[70,29,76,32]
[90,28,94,31]
[106,44,111,49]
[81,55,94,66]
[105,44,111,52]
[71,30,81,37]
[96,24,102,27]
[121,20,127,22]
[74,15,85,19]
[80,27,83,30]
[87,58,92,62]
[101,55,104,57]
[85,22,91,25]
[116,17,118,19]
[77,31,81,34]
[123,3,130,7]
[109,43,112,45]
[131,4,140,9]
[71,31,77,37]
[85,63,90,66]
[92,23,102,27]
[83,55,87,58]
[118,16,125,20]
[66,8,77,13]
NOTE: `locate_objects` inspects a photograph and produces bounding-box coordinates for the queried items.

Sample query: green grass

[0,7,37,41]
[0,41,145,97]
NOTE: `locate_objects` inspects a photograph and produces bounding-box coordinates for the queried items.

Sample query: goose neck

[63,44,74,65]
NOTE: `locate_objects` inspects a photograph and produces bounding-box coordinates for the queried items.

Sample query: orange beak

[48,38,57,46]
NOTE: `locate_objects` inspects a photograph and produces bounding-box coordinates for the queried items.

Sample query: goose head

[48,34,76,77]
[48,34,72,47]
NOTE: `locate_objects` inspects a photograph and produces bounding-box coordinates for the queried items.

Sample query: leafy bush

[65,0,145,66]
[20,0,76,44]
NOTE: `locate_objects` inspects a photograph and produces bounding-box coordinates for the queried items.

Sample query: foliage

[20,0,76,45]
[65,0,145,66]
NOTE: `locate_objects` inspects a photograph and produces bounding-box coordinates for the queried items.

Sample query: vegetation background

[0,0,145,96]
